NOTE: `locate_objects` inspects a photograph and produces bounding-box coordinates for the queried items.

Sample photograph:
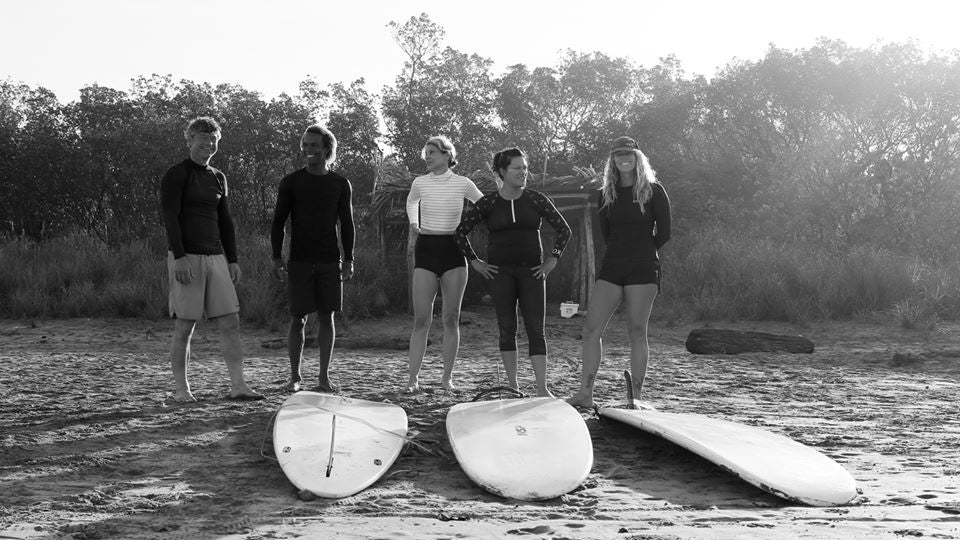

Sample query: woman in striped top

[405,136,483,393]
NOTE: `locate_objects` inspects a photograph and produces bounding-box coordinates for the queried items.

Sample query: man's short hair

[184,116,222,140]
[302,124,338,166]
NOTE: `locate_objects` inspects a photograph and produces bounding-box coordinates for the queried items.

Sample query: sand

[2,308,960,539]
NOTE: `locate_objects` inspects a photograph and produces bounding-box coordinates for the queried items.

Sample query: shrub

[0,226,956,331]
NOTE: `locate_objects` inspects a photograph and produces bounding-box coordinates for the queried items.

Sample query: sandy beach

[2,308,959,539]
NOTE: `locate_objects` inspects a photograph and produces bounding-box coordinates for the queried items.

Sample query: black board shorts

[287,261,342,316]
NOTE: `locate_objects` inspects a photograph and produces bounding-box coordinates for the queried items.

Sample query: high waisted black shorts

[414,234,466,276]
[597,259,661,290]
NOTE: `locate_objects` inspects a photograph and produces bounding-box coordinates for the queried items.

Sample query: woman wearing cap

[405,135,484,393]
[567,136,671,408]
[454,147,572,397]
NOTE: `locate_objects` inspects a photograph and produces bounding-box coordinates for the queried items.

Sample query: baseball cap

[610,136,639,153]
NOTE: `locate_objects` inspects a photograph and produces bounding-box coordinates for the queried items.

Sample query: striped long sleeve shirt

[406,171,483,232]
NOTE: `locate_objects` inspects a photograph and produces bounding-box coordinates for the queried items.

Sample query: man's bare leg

[217,313,262,399]
[316,311,338,392]
[287,315,307,392]
[170,318,197,402]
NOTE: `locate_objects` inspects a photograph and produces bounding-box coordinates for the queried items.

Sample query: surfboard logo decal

[515,425,528,436]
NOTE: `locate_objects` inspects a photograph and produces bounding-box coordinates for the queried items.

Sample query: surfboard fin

[624,370,637,410]
[326,415,337,477]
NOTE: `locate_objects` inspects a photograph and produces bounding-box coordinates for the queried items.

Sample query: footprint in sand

[925,502,960,515]
[506,525,554,535]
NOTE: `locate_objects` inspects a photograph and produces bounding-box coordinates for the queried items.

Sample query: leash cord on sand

[260,402,447,461]
[260,409,281,462]
[470,386,526,402]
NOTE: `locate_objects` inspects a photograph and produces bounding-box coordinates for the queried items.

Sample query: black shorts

[414,235,466,276]
[287,261,342,316]
[597,259,661,290]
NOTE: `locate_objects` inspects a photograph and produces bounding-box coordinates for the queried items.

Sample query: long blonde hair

[600,149,658,212]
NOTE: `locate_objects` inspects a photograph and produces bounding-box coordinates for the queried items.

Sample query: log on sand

[685,328,814,355]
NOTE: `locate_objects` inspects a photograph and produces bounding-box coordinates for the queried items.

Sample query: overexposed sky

[3,0,959,103]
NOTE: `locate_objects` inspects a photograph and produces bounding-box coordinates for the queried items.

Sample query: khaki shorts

[167,252,240,320]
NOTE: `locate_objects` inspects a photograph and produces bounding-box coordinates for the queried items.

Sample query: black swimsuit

[455,190,571,354]
[596,184,671,288]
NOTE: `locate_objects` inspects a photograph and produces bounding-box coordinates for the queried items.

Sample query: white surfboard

[446,389,593,501]
[599,391,857,506]
[273,392,408,498]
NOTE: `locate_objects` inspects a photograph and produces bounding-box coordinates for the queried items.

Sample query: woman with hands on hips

[454,147,571,397]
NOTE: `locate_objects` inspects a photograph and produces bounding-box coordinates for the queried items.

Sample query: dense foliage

[2,14,959,323]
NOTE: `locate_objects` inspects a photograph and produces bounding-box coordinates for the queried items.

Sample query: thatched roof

[371,156,602,217]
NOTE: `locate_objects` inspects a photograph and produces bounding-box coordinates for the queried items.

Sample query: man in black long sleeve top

[160,116,263,402]
[271,124,355,393]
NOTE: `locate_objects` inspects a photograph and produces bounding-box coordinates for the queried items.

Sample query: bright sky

[3,0,959,103]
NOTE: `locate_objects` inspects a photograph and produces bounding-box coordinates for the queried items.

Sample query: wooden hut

[371,156,604,311]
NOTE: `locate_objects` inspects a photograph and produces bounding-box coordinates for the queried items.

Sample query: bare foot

[403,384,421,394]
[566,393,594,409]
[172,391,197,403]
[284,380,302,392]
[229,384,265,401]
[313,380,339,393]
[441,379,458,392]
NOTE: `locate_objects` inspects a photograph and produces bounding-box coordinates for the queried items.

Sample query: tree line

[2,13,959,263]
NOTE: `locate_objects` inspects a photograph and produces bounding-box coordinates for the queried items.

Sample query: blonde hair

[421,135,458,167]
[600,149,658,212]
